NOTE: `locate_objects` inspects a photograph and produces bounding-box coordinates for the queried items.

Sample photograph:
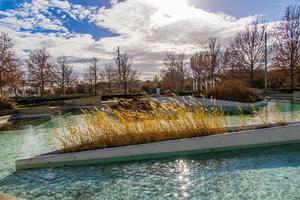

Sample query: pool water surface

[0,100,300,199]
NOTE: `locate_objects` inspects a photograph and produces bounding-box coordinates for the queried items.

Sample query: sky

[0,0,299,80]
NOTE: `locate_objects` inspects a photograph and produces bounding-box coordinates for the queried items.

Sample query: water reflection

[174,159,191,199]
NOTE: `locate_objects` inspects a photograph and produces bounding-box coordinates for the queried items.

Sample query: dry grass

[54,103,227,153]
[255,106,287,127]
[53,100,288,153]
[109,97,161,111]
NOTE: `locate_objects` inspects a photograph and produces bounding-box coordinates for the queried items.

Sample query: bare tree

[208,37,222,81]
[55,56,76,96]
[0,33,20,94]
[114,53,139,94]
[220,48,236,71]
[103,64,115,93]
[162,53,186,92]
[272,4,300,90]
[9,61,23,96]
[230,21,267,87]
[27,48,54,97]
[190,53,211,90]
[65,69,77,94]
[190,53,207,91]
[85,58,101,95]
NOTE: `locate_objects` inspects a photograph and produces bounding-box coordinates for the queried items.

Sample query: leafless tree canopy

[27,48,54,97]
[55,56,76,96]
[230,21,267,87]
[190,37,225,91]
[0,33,21,94]
[272,4,300,89]
[190,53,210,83]
[162,53,187,92]
[208,37,222,81]
[104,64,115,93]
[115,53,139,94]
[85,57,101,95]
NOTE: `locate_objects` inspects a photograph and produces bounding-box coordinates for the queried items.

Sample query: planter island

[16,122,300,170]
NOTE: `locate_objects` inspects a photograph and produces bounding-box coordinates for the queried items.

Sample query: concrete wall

[152,96,267,113]
[63,96,101,106]
[293,91,300,100]
[16,123,300,170]
[17,105,50,115]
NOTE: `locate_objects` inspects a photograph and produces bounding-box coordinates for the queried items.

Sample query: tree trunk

[124,81,127,95]
[41,87,44,97]
[291,64,295,90]
[108,81,111,93]
[250,64,254,88]
[94,83,97,95]
[61,85,65,96]
[181,77,184,93]
[250,72,254,88]
[13,87,17,97]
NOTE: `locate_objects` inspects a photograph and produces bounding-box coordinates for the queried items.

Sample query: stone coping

[16,122,300,170]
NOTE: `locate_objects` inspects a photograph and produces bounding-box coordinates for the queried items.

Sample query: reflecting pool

[0,100,300,199]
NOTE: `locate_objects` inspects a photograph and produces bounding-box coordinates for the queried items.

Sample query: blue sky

[190,0,300,20]
[0,0,117,40]
[0,0,298,79]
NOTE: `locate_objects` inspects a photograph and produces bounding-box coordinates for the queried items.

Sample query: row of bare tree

[0,33,140,96]
[0,37,78,97]
[0,4,299,96]
[26,49,76,96]
[84,53,139,95]
[161,4,300,91]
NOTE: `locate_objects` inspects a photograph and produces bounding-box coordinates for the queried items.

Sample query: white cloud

[0,0,65,32]
[0,0,259,79]
[86,0,257,77]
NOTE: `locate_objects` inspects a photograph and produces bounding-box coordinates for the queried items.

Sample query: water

[0,100,300,199]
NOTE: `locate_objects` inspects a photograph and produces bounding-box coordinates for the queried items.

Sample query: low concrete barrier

[63,96,101,106]
[16,123,300,170]
[152,96,267,113]
[293,91,300,100]
[17,105,50,115]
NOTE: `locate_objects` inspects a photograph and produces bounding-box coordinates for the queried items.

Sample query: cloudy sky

[0,0,298,79]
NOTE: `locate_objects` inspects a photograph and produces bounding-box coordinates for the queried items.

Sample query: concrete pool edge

[16,123,300,170]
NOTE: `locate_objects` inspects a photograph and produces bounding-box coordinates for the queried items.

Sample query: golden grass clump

[53,98,289,153]
[255,106,287,127]
[110,98,161,111]
[55,102,227,153]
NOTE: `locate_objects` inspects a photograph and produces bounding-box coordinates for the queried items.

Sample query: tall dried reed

[53,102,288,153]
[54,103,227,153]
